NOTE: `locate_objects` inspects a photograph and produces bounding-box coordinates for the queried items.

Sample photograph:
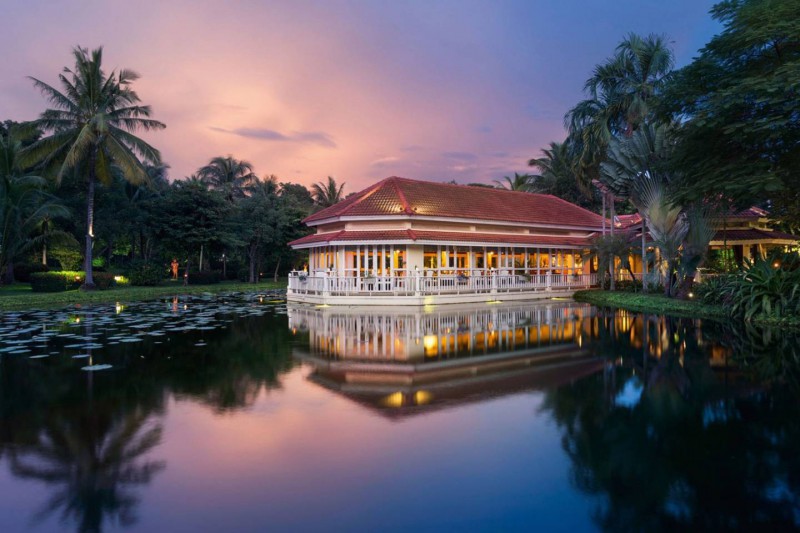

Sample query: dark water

[1,294,798,532]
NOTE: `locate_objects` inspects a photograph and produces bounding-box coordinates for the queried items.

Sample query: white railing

[288,271,598,297]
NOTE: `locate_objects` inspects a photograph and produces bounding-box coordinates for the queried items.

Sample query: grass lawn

[573,289,728,320]
[0,279,287,312]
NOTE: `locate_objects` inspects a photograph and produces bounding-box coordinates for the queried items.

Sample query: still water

[0,294,798,532]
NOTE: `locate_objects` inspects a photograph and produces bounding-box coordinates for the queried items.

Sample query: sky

[0,0,721,193]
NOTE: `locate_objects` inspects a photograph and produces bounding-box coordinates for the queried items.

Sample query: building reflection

[288,302,607,416]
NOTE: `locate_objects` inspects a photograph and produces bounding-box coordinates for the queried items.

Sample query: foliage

[730,257,800,321]
[493,172,533,192]
[127,261,164,286]
[92,271,116,290]
[12,263,49,282]
[49,241,82,270]
[565,33,675,187]
[528,141,602,211]
[588,232,638,290]
[1,126,71,283]
[198,156,256,202]
[22,46,165,287]
[187,270,221,285]
[659,0,800,230]
[30,271,85,292]
[311,176,345,208]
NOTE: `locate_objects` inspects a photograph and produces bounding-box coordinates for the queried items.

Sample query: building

[288,176,605,305]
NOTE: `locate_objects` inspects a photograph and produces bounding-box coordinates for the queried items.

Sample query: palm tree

[566,33,674,189]
[311,176,345,208]
[22,46,165,288]
[601,123,690,296]
[493,172,533,191]
[1,128,71,283]
[197,155,256,202]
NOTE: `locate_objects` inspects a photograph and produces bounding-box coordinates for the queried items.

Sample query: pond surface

[1,294,799,532]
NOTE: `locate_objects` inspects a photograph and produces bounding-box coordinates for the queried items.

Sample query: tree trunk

[609,194,616,291]
[42,243,47,266]
[249,243,257,283]
[83,168,96,289]
[184,258,190,286]
[199,245,204,273]
[641,218,647,293]
[273,257,281,283]
[5,262,15,285]
[665,258,675,297]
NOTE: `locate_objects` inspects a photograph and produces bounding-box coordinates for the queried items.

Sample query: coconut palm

[1,128,71,283]
[566,33,674,186]
[311,176,345,208]
[494,172,533,192]
[22,46,165,288]
[197,155,256,202]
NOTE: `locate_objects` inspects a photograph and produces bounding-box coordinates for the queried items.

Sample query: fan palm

[22,46,165,288]
[197,155,256,202]
[311,176,345,208]
[493,172,533,192]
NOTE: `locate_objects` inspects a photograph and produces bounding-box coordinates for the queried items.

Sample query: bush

[49,243,83,271]
[128,262,165,286]
[30,271,85,292]
[187,270,221,285]
[615,279,642,292]
[13,263,49,282]
[92,272,117,290]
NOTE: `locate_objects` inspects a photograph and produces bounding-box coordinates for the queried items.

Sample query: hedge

[30,271,85,292]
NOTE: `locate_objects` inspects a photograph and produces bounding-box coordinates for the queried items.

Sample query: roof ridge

[390,177,414,214]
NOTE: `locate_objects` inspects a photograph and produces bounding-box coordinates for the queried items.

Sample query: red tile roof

[305,177,605,228]
[289,229,591,248]
[711,229,799,243]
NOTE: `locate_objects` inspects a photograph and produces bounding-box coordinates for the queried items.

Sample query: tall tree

[493,172,533,191]
[528,142,602,211]
[197,156,256,202]
[0,126,71,283]
[311,176,345,208]
[22,47,165,288]
[659,0,800,230]
[566,33,675,188]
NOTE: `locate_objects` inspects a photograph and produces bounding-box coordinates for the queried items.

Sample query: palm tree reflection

[10,406,164,533]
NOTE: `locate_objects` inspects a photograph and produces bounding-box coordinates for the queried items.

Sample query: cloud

[370,156,400,167]
[442,151,478,161]
[210,127,337,148]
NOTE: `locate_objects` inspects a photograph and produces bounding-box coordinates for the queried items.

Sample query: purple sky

[1,0,720,192]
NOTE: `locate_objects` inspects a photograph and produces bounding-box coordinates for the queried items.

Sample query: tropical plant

[311,176,345,208]
[197,155,256,202]
[493,172,533,192]
[22,46,165,288]
[1,128,71,284]
[528,142,601,210]
[730,257,800,322]
[565,33,675,187]
[588,232,638,290]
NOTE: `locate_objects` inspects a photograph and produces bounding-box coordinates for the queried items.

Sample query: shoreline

[0,280,287,312]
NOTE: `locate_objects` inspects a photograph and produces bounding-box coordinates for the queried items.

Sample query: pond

[1,294,799,532]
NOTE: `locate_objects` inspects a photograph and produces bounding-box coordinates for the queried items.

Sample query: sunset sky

[1,0,720,192]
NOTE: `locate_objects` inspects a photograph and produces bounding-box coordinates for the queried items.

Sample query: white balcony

[287,269,599,306]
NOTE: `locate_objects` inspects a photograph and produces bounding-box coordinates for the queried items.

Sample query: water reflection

[1,296,799,531]
[0,296,296,532]
[542,311,800,530]
[289,302,605,416]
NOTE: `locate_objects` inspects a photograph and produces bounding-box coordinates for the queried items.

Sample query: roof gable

[305,177,604,228]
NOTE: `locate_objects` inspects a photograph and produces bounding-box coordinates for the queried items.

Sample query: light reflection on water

[0,295,798,532]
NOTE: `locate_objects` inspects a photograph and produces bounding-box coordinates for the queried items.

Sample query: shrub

[128,261,165,286]
[49,243,83,271]
[30,271,85,292]
[730,259,800,321]
[615,279,642,292]
[92,272,117,290]
[13,263,49,282]
[187,270,221,285]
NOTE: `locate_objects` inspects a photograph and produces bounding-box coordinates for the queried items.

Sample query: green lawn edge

[573,289,728,320]
[0,280,287,312]
[573,289,800,329]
